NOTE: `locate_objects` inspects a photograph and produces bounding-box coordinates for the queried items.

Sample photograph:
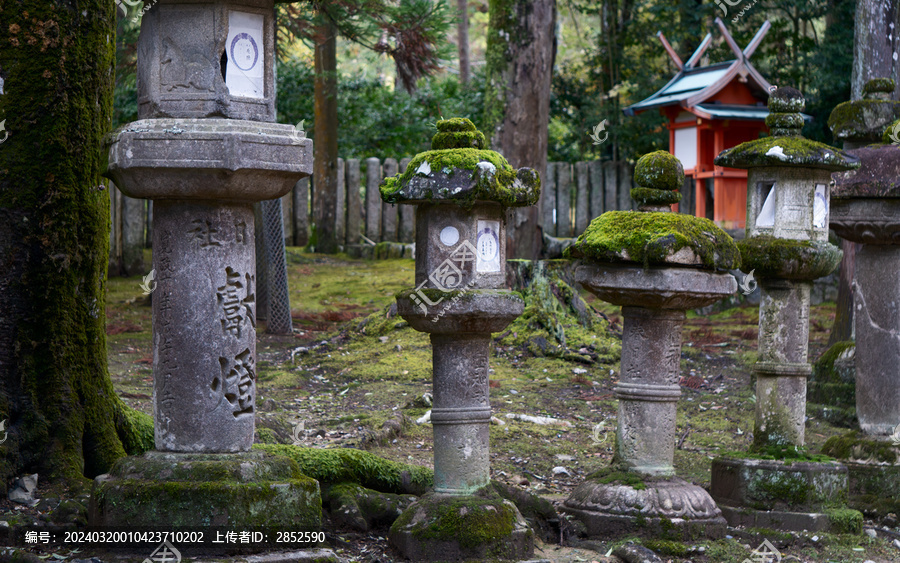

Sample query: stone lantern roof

[379,118,540,207]
[715,87,860,172]
[566,151,740,271]
[829,78,900,145]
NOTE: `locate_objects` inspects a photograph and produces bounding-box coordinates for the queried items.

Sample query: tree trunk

[313,17,339,254]
[483,0,557,260]
[0,1,152,490]
[850,0,900,100]
[458,0,470,84]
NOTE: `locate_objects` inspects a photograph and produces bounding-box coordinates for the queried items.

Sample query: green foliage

[276,58,486,160]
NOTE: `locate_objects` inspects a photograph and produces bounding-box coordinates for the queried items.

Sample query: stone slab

[717,504,853,533]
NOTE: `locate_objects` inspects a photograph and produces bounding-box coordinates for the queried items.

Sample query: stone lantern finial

[765,86,806,137]
[864,77,895,101]
[630,150,684,211]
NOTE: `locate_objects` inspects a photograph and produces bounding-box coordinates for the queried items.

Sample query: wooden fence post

[588,160,603,220]
[556,162,572,237]
[541,162,557,236]
[365,157,382,241]
[574,161,590,235]
[335,157,346,245]
[381,158,399,241]
[398,157,414,243]
[345,159,362,245]
[292,177,309,247]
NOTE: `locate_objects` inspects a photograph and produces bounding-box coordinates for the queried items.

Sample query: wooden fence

[108,158,637,275]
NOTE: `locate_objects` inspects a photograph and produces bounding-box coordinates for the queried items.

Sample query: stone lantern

[820,78,900,514]
[89,0,320,534]
[381,118,539,561]
[562,151,737,538]
[710,87,862,532]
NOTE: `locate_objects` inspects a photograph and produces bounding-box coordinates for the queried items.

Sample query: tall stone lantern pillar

[561,151,736,539]
[820,78,900,513]
[710,87,863,533]
[89,0,321,534]
[382,119,539,561]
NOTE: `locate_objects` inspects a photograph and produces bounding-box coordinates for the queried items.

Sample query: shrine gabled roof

[624,58,772,116]
[625,19,774,119]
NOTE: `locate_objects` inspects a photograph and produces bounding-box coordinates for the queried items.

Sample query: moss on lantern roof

[380,118,540,207]
[828,99,900,142]
[564,211,740,271]
[631,187,682,205]
[634,150,684,190]
[738,236,843,280]
[864,78,896,94]
[714,136,860,171]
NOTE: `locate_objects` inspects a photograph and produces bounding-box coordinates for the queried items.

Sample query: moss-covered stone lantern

[709,87,862,533]
[819,79,900,513]
[561,151,737,539]
[382,118,539,561]
[90,0,321,541]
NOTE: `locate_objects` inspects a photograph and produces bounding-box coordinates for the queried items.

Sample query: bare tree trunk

[458,0,470,84]
[483,0,557,260]
[0,0,152,489]
[314,17,339,254]
[850,0,900,100]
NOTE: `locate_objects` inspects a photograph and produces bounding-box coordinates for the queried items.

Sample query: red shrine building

[625,18,774,229]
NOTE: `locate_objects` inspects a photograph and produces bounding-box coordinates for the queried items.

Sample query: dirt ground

[4,251,899,563]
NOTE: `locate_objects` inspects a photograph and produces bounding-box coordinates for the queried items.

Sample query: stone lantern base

[89,451,321,534]
[710,457,862,533]
[389,490,533,561]
[562,474,726,540]
[820,432,900,516]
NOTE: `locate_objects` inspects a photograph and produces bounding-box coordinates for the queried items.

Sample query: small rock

[893,539,900,549]
[573,368,588,375]
[416,410,431,425]
[551,466,570,477]
[490,416,505,426]
[511,474,529,486]
[555,454,574,462]
[261,398,277,412]
[812,535,819,541]
[864,528,877,538]
[15,474,37,493]
[613,542,662,563]
[379,336,389,343]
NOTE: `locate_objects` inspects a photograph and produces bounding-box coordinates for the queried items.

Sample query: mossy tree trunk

[457,0,470,84]
[313,16,339,254]
[0,1,151,492]
[483,0,556,260]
